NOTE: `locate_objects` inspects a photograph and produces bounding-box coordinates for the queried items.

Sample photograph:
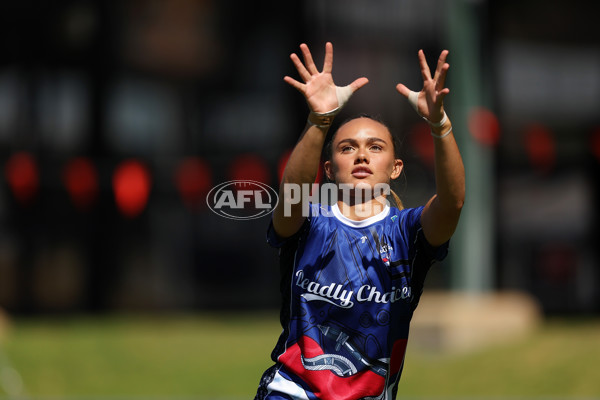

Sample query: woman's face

[324,118,403,188]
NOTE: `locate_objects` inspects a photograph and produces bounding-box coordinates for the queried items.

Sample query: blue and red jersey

[256,203,448,400]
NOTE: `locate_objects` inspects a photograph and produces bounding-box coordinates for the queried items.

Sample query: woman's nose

[355,149,369,163]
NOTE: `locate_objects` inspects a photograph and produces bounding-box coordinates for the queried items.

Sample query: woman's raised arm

[396,50,465,247]
[272,42,368,238]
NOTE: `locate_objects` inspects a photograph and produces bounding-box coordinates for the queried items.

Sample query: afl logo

[206,180,278,220]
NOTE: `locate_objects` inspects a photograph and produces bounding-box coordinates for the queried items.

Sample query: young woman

[255,42,465,400]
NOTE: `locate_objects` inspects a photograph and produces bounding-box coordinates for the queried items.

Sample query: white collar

[331,203,390,228]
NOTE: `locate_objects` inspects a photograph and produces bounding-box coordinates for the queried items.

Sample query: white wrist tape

[307,85,354,128]
[407,90,447,127]
[429,112,447,127]
[431,126,452,139]
[408,90,420,114]
[335,85,354,109]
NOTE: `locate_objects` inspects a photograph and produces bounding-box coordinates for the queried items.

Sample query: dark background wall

[0,0,598,315]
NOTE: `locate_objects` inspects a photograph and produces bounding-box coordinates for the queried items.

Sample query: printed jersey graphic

[255,204,448,400]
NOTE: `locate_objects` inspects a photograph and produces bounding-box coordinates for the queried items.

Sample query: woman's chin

[337,176,374,188]
[354,181,373,191]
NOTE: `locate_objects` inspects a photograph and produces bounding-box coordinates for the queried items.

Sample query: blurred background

[0,0,599,398]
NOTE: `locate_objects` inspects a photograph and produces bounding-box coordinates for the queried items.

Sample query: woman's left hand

[396,49,450,124]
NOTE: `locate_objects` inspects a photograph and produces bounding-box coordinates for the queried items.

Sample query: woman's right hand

[284,42,368,114]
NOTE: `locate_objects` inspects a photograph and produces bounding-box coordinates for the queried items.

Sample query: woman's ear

[391,159,403,179]
[324,160,334,181]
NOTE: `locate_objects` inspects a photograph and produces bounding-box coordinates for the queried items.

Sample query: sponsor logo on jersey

[206,180,278,220]
[380,243,393,267]
[380,243,393,253]
[295,270,411,309]
[296,270,354,308]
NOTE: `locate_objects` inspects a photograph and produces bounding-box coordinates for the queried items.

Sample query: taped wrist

[307,107,339,128]
[335,85,353,108]
[407,90,447,127]
[307,84,354,128]
[431,126,452,139]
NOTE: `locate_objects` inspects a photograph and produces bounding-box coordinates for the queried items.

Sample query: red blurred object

[112,159,152,218]
[62,157,99,211]
[524,123,556,173]
[174,157,212,211]
[468,107,501,147]
[590,127,600,162]
[228,153,270,184]
[409,121,435,169]
[5,152,39,205]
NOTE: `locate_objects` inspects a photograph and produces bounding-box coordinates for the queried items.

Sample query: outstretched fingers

[434,50,450,91]
[395,83,411,98]
[323,42,333,74]
[289,52,311,82]
[435,86,450,102]
[350,77,369,92]
[433,50,449,81]
[284,42,369,110]
[283,75,305,92]
[418,49,432,82]
[435,64,450,94]
[300,43,319,75]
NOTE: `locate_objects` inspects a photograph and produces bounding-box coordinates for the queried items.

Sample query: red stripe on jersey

[279,335,385,400]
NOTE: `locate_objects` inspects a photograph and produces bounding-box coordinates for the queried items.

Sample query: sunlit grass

[402,319,600,397]
[0,313,598,398]
[1,313,280,397]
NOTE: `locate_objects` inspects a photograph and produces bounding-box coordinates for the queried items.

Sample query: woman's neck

[336,196,388,221]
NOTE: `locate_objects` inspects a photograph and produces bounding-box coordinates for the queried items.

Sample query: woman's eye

[370,145,382,151]
[341,146,354,153]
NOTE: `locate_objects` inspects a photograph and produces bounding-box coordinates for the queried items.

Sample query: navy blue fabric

[256,204,448,400]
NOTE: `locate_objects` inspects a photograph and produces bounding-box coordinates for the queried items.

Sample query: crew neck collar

[331,203,390,228]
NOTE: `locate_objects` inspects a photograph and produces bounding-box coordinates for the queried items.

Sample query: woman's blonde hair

[390,189,404,210]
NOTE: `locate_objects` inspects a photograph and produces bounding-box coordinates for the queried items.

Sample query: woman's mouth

[351,166,372,178]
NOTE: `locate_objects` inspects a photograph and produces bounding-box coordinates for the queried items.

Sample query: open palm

[396,49,450,124]
[284,42,368,114]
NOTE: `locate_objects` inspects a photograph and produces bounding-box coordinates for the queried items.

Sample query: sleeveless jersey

[255,203,448,400]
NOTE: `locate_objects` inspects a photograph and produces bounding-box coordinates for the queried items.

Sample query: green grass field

[0,312,599,399]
